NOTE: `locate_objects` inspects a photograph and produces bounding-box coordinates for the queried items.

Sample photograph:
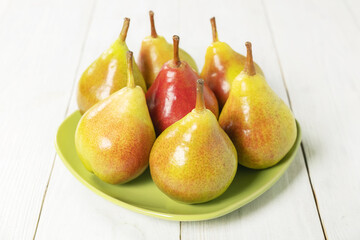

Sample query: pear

[77,18,146,114]
[75,51,155,184]
[146,35,219,135]
[150,79,237,204]
[219,42,297,169]
[138,11,198,88]
[201,17,263,108]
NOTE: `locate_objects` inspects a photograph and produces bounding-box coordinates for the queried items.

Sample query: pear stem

[195,79,206,111]
[119,18,130,42]
[173,35,181,67]
[127,51,135,88]
[210,17,219,42]
[244,42,256,76]
[149,11,158,38]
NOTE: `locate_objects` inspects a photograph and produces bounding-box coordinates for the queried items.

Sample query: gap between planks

[32,1,98,239]
[260,0,328,239]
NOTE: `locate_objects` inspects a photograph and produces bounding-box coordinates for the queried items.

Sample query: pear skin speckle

[75,86,155,184]
[77,39,146,114]
[219,72,297,169]
[201,41,263,108]
[150,109,237,204]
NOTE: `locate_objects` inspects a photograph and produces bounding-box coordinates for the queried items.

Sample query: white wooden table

[1,0,359,239]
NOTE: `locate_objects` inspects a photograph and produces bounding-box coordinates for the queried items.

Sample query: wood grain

[263,0,360,238]
[0,0,94,238]
[344,0,360,31]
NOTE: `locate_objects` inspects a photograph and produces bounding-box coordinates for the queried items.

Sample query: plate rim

[55,111,302,221]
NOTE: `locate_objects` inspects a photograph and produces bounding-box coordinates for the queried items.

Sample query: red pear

[146,35,219,134]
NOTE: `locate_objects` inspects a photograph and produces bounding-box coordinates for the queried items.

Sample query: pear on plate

[146,36,218,135]
[77,18,146,114]
[150,79,237,204]
[219,42,297,169]
[201,17,263,108]
[75,51,155,184]
[138,11,198,88]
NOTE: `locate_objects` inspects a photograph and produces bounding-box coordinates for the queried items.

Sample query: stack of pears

[74,14,298,204]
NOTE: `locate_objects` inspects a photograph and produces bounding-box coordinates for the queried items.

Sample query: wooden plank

[263,0,360,238]
[0,0,95,239]
[178,0,325,239]
[0,0,10,18]
[344,0,360,29]
[35,0,180,239]
[36,161,179,240]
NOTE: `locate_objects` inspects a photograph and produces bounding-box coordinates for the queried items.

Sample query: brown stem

[195,79,206,111]
[127,51,135,88]
[244,42,256,76]
[210,17,219,42]
[119,18,130,42]
[173,35,181,67]
[149,11,158,38]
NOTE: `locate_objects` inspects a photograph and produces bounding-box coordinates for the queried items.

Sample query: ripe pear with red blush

[219,42,297,169]
[138,11,198,88]
[146,36,219,134]
[75,52,155,184]
[201,17,263,108]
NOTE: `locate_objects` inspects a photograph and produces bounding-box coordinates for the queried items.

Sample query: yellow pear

[77,18,146,114]
[150,79,237,204]
[201,17,263,108]
[219,42,297,169]
[75,52,155,184]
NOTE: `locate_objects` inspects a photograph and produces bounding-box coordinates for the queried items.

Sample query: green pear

[219,42,297,169]
[150,79,237,204]
[75,51,155,184]
[77,18,146,114]
[138,11,198,88]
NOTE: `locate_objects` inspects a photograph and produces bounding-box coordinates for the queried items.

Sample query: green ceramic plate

[55,111,301,221]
